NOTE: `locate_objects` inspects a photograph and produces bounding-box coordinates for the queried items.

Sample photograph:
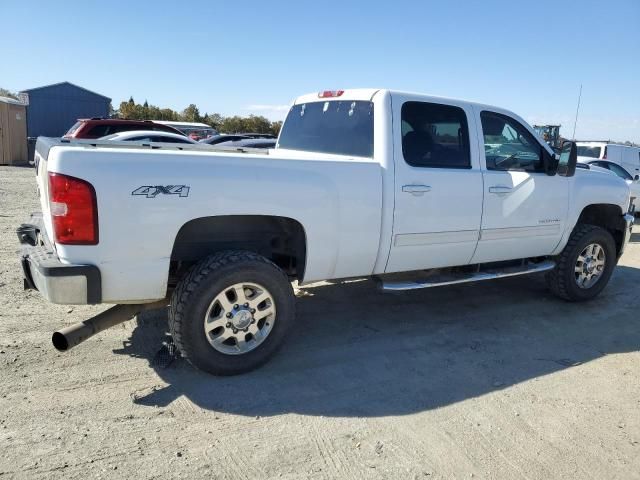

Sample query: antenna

[572,84,582,140]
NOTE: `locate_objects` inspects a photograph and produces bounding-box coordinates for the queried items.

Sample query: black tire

[546,224,616,301]
[168,251,295,375]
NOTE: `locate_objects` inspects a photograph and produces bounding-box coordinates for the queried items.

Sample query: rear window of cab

[277,100,374,158]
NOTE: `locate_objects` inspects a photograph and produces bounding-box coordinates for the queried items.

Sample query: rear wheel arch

[169,215,307,284]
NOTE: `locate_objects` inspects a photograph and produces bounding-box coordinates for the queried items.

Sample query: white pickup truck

[18,89,635,375]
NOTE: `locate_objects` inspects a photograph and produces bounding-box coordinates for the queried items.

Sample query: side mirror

[544,149,559,176]
[557,140,577,177]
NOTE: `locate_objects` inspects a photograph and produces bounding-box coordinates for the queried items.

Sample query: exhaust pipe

[52,300,168,352]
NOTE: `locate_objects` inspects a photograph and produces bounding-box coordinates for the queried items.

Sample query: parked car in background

[153,121,218,141]
[199,133,276,145]
[577,142,640,174]
[99,131,198,144]
[64,119,183,139]
[214,138,276,149]
[580,159,640,211]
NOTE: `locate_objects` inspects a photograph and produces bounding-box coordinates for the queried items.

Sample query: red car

[64,119,184,139]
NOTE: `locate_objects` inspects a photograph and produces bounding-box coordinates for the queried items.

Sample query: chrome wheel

[575,243,606,289]
[203,282,276,355]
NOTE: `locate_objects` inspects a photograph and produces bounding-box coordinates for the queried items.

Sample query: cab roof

[293,88,513,113]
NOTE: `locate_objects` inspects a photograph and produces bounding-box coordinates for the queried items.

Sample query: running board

[377,260,556,292]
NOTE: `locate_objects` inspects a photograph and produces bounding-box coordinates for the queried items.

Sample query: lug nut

[226,322,232,328]
[232,328,238,334]
[251,319,255,324]
[226,313,232,318]
[250,308,256,314]
[244,303,249,307]
[243,328,249,332]
[234,304,239,309]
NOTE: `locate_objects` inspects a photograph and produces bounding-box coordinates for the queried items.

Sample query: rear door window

[401,102,471,168]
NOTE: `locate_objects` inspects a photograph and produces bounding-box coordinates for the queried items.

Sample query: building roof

[19,81,111,101]
[0,96,24,106]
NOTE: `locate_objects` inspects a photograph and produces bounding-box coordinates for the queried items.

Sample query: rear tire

[546,224,616,301]
[168,251,295,375]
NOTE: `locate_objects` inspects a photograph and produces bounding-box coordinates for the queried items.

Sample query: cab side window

[401,102,471,169]
[481,111,544,172]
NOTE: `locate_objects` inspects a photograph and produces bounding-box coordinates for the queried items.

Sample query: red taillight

[603,146,607,159]
[48,172,98,245]
[318,90,344,98]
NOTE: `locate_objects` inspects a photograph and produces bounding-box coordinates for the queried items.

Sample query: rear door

[385,95,483,273]
[471,108,569,263]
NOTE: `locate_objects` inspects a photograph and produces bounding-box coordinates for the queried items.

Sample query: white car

[19,88,634,375]
[577,142,640,174]
[100,130,198,144]
[581,159,640,210]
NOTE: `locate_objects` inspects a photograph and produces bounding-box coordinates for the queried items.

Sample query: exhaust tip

[52,332,69,351]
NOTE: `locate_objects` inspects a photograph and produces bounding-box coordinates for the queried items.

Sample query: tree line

[115,97,283,136]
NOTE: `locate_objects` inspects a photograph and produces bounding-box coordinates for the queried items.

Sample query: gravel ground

[1,165,639,480]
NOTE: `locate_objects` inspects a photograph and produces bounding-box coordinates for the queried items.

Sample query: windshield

[577,146,601,158]
[277,100,374,157]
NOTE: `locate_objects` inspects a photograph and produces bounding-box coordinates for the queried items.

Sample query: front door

[471,108,569,263]
[385,96,483,273]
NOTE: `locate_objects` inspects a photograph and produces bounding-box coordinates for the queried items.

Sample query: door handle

[402,184,431,195]
[488,186,512,194]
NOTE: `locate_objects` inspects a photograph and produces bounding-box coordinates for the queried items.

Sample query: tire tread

[546,224,606,301]
[168,251,290,368]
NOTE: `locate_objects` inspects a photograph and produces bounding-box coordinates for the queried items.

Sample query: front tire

[168,251,295,375]
[546,224,616,301]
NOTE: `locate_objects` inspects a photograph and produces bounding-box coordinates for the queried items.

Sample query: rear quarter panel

[46,146,382,302]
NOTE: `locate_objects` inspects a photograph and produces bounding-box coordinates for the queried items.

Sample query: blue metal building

[19,82,111,137]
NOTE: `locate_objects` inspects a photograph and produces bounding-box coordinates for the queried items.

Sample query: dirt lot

[1,165,639,479]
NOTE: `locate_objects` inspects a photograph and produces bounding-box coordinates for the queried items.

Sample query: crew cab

[18,89,634,375]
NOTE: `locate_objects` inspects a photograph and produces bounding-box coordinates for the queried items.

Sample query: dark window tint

[576,146,601,158]
[86,125,112,138]
[277,101,374,157]
[87,124,143,137]
[153,136,192,144]
[481,111,543,172]
[401,102,471,168]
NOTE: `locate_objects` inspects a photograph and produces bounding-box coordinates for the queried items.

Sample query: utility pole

[572,84,582,140]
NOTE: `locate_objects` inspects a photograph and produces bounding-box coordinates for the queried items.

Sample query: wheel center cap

[232,310,252,329]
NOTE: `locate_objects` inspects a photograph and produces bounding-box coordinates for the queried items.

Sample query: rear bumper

[17,213,101,305]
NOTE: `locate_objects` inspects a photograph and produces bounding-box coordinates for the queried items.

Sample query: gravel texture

[1,165,639,479]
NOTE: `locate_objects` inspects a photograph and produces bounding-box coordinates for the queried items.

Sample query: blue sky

[3,0,639,142]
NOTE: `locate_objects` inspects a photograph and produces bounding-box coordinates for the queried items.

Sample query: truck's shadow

[115,266,640,418]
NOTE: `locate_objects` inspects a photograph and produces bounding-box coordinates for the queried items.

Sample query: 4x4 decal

[131,185,190,198]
